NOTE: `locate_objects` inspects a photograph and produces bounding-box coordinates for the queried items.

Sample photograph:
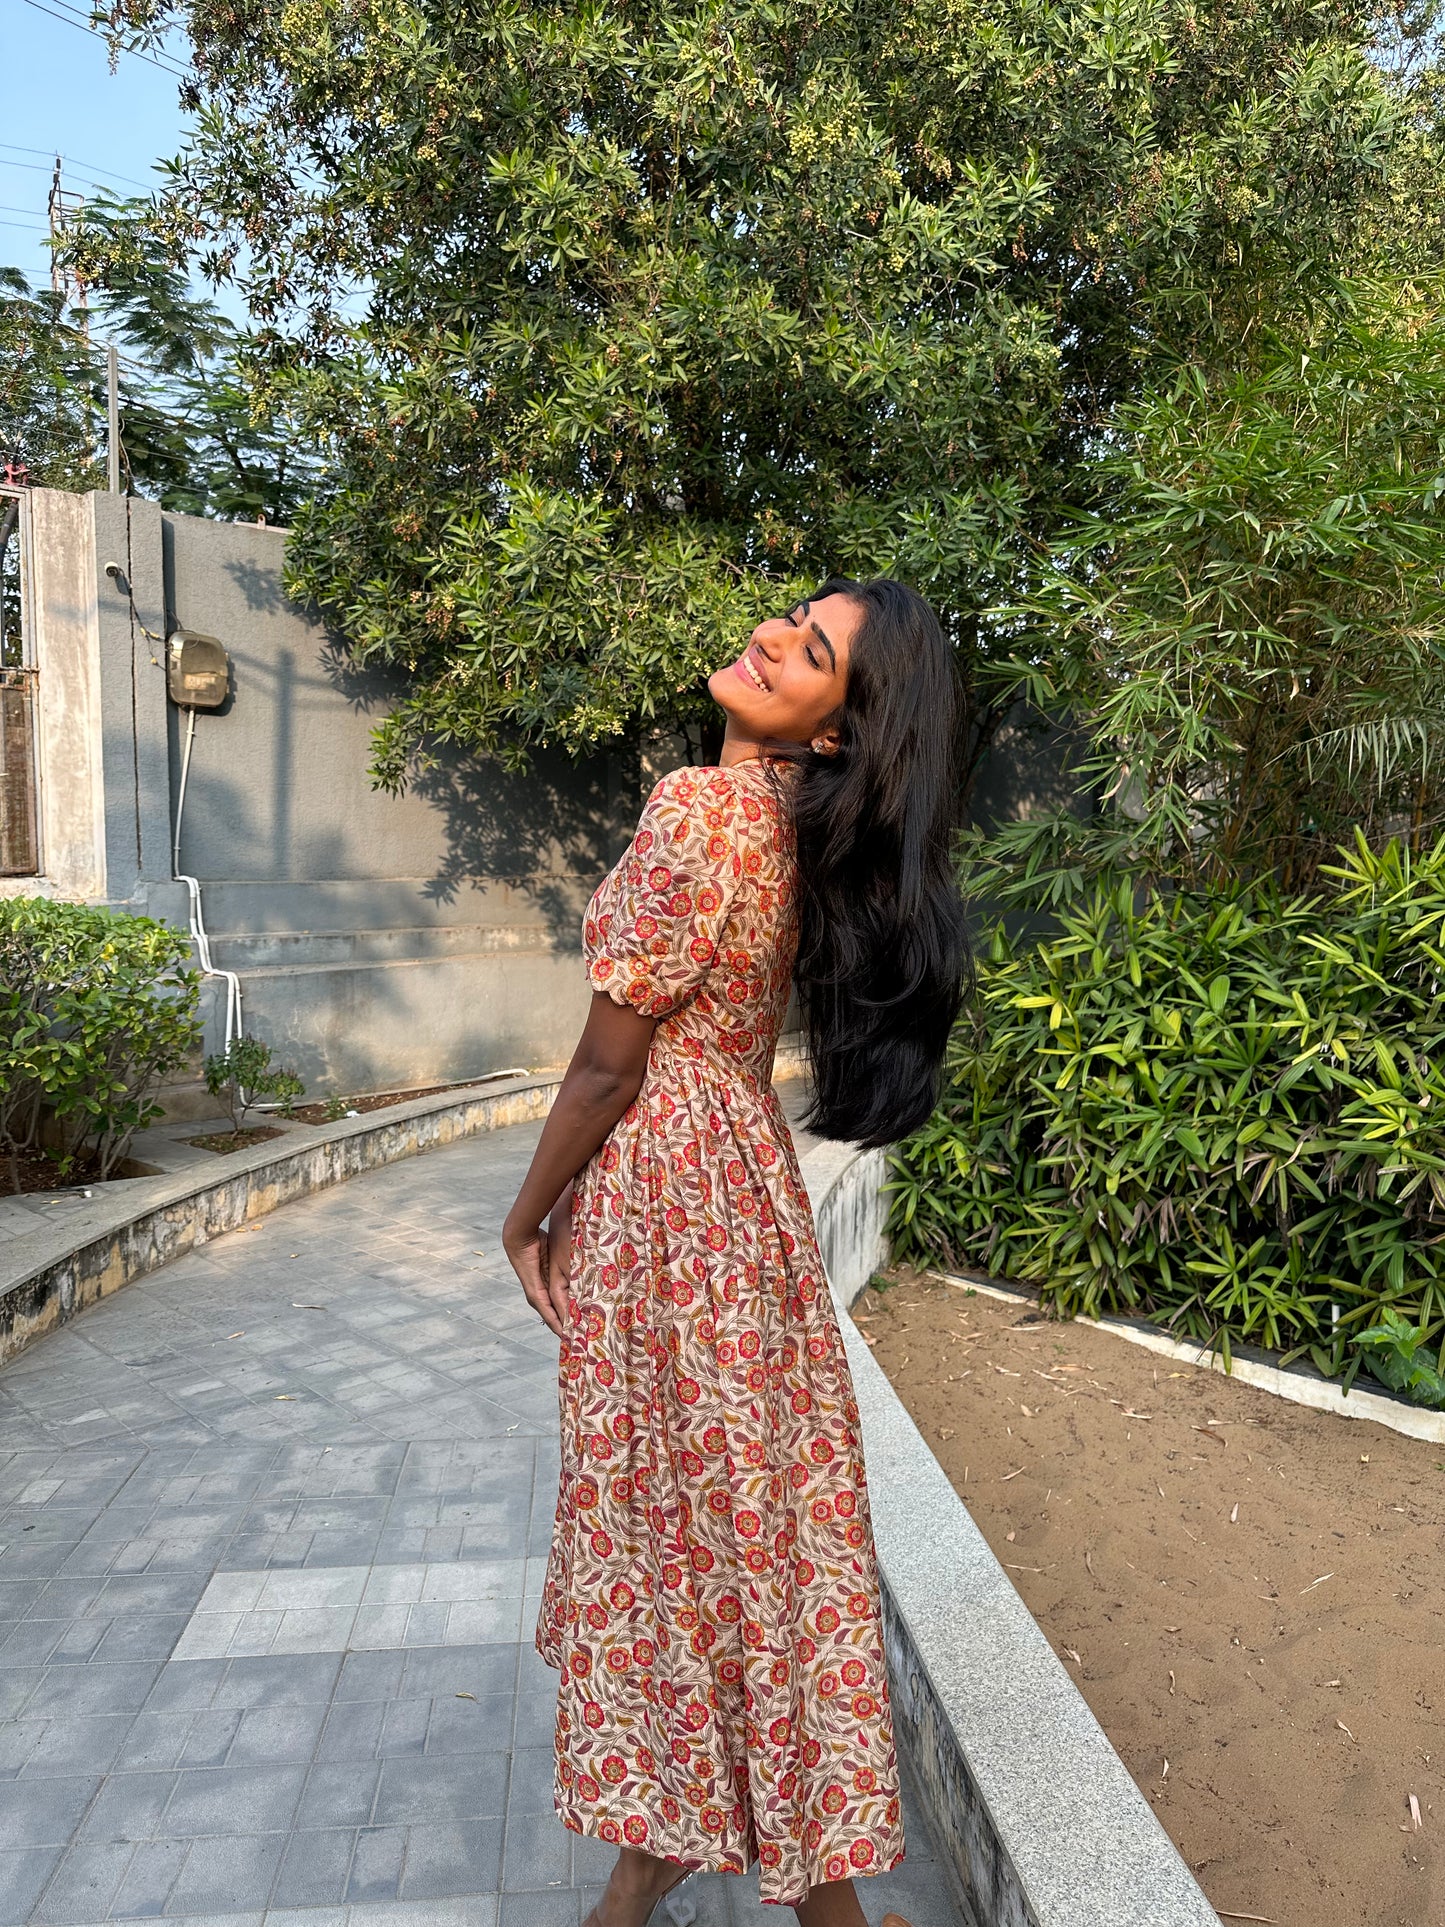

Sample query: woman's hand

[503,1211,571,1337]
[548,1181,574,1301]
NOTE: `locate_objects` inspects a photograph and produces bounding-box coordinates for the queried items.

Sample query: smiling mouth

[735,650,769,693]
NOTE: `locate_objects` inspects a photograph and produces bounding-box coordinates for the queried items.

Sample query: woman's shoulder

[644,760,784,820]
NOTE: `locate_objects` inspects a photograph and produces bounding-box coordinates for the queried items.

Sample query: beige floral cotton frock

[536,761,905,1906]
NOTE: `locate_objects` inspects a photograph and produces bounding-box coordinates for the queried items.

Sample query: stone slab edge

[932,1267,1445,1446]
[798,1142,1220,1927]
[0,1073,561,1364]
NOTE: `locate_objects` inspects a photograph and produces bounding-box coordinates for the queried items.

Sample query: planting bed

[861,1269,1445,1927]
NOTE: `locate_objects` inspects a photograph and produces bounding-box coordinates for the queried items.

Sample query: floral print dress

[536,760,905,1907]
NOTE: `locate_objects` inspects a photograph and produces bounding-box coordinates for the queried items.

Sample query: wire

[0,156,155,199]
[0,217,48,232]
[18,0,192,80]
[0,143,153,192]
[0,202,51,218]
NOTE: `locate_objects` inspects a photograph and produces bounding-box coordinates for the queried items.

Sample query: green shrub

[203,1037,304,1135]
[890,835,1445,1398]
[0,899,200,1186]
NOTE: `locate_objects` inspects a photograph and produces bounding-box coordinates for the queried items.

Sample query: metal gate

[0,488,39,877]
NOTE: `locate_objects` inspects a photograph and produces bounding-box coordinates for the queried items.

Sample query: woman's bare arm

[502,991,656,1335]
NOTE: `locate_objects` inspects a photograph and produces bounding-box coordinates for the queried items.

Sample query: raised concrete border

[799,1144,1220,1927]
[0,1072,560,1364]
[932,1266,1445,1446]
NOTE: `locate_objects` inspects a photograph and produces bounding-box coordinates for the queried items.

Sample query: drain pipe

[173,704,244,1055]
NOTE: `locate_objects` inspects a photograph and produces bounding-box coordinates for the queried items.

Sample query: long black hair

[777,577,970,1148]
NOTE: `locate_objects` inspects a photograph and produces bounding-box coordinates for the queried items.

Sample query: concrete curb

[931,1266,1445,1446]
[798,1143,1220,1927]
[0,1073,561,1363]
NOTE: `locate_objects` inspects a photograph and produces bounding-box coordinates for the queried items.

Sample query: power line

[0,157,151,199]
[0,218,49,232]
[18,0,192,81]
[0,143,153,193]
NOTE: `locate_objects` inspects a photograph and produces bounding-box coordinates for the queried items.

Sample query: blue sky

[5,2,195,292]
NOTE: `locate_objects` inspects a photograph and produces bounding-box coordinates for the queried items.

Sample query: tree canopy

[89,0,1421,786]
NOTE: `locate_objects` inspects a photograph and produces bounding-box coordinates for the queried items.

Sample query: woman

[503,577,968,1927]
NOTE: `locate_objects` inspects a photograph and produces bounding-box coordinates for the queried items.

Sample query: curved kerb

[808,1143,1221,1927]
[0,1073,561,1364]
[0,1081,1219,1927]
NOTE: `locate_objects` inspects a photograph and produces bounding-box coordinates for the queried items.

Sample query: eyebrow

[796,599,837,671]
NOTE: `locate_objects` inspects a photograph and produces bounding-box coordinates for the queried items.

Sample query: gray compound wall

[13,488,644,1101]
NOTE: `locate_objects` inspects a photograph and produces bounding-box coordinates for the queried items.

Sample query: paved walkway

[0,1114,960,1927]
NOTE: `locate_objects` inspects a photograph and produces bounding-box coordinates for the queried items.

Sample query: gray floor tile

[5,1776,101,1847]
[16,1714,133,1778]
[162,1763,307,1836]
[166,1831,287,1913]
[500,1808,573,1892]
[500,1889,582,1927]
[269,1826,356,1908]
[373,1752,509,1825]
[106,1835,189,1917]
[400,1816,505,1899]
[345,1824,407,1902]
[296,1761,380,1830]
[0,1846,66,1924]
[27,1838,133,1925]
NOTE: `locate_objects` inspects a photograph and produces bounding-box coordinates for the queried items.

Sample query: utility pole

[107,344,121,494]
[46,155,88,339]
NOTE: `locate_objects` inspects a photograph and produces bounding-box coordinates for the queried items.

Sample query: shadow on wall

[967,706,1096,836]
[315,634,639,925]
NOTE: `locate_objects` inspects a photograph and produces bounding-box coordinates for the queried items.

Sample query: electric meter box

[166,630,230,710]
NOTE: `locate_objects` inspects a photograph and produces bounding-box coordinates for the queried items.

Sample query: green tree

[985,275,1445,899]
[93,0,1410,785]
[2,212,316,523]
[0,270,106,493]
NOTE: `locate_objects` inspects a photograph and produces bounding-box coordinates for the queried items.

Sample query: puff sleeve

[585,769,746,1019]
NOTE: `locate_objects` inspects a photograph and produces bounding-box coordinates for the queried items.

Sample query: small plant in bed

[195,1038,305,1152]
[890,834,1445,1394]
[0,899,200,1192]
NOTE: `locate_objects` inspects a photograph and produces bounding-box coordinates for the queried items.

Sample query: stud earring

[811,739,828,754]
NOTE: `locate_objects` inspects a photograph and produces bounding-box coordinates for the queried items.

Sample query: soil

[1,1146,103,1195]
[185,1125,288,1154]
[286,1077,513,1124]
[860,1268,1445,1927]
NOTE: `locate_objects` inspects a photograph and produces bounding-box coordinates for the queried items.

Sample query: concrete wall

[21,489,643,1099]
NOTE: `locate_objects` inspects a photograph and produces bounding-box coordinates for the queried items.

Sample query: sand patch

[861,1269,1444,1927]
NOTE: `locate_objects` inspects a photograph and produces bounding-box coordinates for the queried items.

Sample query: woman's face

[708,592,860,753]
